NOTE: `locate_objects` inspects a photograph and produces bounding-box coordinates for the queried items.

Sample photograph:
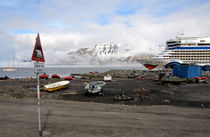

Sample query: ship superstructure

[155,36,210,65]
[138,35,210,69]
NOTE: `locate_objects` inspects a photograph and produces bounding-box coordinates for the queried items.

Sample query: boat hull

[104,75,112,81]
[44,81,70,92]
[44,85,69,92]
[137,59,170,69]
[143,64,158,70]
[85,81,106,94]
[3,67,18,72]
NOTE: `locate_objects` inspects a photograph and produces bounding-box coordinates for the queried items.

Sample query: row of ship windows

[171,53,210,55]
[166,56,210,58]
[168,43,210,45]
[185,61,210,63]
[174,50,210,52]
[170,58,210,61]
[168,44,210,47]
[181,44,210,46]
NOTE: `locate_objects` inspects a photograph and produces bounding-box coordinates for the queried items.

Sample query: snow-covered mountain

[62,43,154,65]
[69,43,120,57]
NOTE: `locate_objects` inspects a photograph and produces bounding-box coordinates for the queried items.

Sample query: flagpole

[36,61,42,136]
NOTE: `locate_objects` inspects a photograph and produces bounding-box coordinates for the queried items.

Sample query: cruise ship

[138,35,210,69]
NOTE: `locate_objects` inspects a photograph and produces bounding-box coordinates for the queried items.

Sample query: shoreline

[0,76,210,108]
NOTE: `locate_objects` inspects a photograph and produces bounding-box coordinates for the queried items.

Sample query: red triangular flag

[31,33,45,62]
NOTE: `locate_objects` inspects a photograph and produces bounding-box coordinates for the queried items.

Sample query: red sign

[31,33,45,62]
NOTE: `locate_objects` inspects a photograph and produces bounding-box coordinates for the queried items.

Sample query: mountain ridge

[65,43,154,65]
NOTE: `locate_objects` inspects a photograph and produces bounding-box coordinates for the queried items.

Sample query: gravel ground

[0,78,210,107]
[0,98,210,137]
[1,78,210,137]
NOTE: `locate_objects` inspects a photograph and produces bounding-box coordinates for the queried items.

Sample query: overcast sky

[0,0,210,66]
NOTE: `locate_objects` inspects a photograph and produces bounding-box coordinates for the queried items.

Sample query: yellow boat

[44,81,70,92]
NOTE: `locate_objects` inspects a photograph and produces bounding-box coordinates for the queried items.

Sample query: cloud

[0,0,210,66]
[0,31,17,60]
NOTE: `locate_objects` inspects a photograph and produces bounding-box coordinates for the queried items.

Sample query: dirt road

[0,97,210,137]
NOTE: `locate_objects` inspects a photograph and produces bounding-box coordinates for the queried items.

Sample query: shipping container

[173,65,201,78]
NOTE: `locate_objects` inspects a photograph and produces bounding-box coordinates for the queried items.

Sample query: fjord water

[0,65,144,78]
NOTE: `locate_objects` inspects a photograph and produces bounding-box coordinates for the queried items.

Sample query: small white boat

[44,81,70,92]
[3,67,18,72]
[104,74,112,82]
[85,81,106,96]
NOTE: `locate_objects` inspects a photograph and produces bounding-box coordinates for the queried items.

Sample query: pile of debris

[114,88,150,102]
